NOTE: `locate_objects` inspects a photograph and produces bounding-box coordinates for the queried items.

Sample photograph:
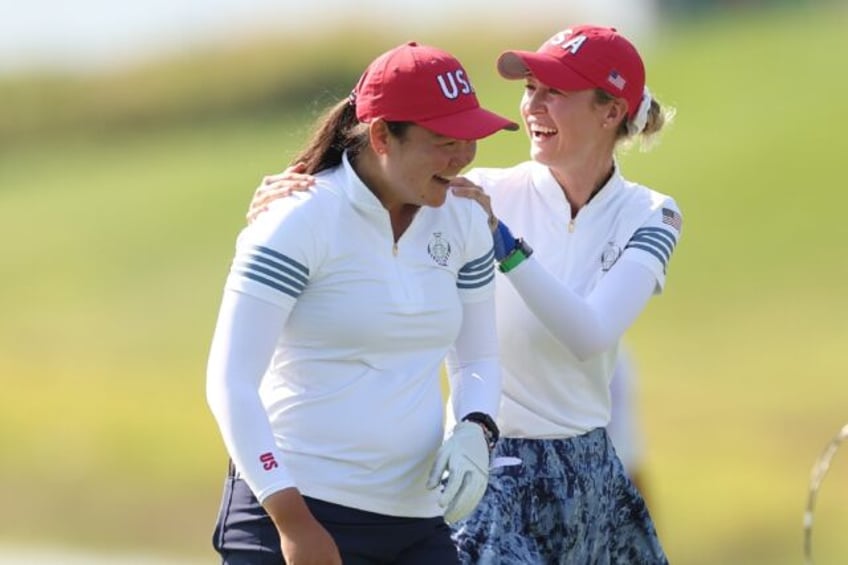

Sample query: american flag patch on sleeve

[662,208,682,231]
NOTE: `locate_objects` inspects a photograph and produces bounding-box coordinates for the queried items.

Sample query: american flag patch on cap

[607,70,626,90]
[662,208,682,231]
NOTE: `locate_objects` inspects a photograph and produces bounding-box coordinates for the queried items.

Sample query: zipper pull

[392,243,399,256]
[568,219,575,233]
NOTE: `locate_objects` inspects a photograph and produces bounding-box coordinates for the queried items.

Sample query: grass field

[2,5,847,563]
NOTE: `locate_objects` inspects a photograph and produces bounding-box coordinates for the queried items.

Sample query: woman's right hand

[449,177,498,231]
[264,488,342,565]
[247,162,318,224]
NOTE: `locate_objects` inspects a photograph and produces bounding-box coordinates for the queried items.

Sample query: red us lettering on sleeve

[259,452,279,471]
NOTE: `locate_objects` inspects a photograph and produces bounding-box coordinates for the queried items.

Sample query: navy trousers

[212,465,458,565]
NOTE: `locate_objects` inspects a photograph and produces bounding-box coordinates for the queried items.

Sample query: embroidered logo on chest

[427,232,452,266]
[601,241,622,272]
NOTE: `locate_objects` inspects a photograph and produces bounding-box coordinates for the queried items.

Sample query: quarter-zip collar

[340,151,389,216]
[530,160,623,218]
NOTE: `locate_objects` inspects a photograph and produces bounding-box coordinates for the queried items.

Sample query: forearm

[262,485,342,564]
[503,258,656,360]
[206,374,297,500]
[206,290,296,501]
[445,298,501,419]
[262,487,312,532]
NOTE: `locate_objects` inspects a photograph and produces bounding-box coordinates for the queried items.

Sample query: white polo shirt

[467,161,681,438]
[223,153,496,517]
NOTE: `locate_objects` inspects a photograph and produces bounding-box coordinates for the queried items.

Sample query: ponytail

[290,99,370,175]
[632,97,676,152]
[593,88,676,151]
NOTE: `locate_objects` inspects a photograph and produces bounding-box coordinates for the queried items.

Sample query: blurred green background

[1,2,847,564]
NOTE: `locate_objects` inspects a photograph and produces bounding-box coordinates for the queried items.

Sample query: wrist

[492,220,517,261]
[263,487,311,533]
[498,238,533,273]
[461,412,500,450]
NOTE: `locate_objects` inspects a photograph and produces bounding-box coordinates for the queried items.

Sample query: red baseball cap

[497,25,646,118]
[353,42,518,141]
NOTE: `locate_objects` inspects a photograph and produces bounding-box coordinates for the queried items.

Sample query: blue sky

[1,0,656,73]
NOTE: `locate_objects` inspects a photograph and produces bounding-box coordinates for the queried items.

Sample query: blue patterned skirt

[452,428,667,564]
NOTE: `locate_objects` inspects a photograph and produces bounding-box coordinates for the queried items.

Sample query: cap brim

[497,50,596,92]
[418,107,519,141]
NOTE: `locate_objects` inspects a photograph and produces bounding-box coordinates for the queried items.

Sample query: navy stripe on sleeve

[231,245,309,298]
[457,248,495,290]
[624,227,678,271]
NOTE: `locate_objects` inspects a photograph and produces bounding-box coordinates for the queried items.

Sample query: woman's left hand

[450,177,498,232]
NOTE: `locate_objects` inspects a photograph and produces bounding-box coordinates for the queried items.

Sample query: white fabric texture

[206,290,297,502]
[445,298,501,420]
[628,86,653,136]
[207,152,500,516]
[465,161,682,439]
[505,256,656,361]
[607,347,645,472]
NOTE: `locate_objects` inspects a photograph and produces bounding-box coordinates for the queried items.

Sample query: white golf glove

[426,421,490,523]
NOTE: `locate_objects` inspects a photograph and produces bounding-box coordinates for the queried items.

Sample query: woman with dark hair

[206,41,516,565]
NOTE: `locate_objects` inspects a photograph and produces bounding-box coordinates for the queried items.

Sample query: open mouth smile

[530,124,558,140]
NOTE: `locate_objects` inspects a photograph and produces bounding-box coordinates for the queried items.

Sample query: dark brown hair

[290,100,413,175]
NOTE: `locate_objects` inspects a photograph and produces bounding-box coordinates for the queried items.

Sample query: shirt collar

[340,151,386,214]
[530,160,622,212]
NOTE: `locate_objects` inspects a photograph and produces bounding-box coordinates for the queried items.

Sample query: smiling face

[378,123,477,210]
[520,76,623,168]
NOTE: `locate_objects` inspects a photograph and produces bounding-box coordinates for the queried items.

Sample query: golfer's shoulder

[465,161,534,191]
